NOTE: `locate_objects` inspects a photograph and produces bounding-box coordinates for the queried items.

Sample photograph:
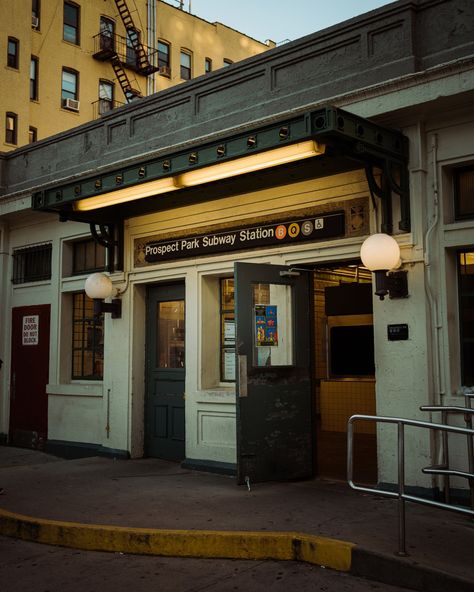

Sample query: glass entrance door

[234,262,313,484]
[145,283,185,461]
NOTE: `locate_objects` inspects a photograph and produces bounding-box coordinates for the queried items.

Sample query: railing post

[465,394,474,511]
[397,421,408,556]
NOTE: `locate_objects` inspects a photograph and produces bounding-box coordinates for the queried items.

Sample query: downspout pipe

[424,133,445,406]
[424,133,447,489]
[147,0,156,96]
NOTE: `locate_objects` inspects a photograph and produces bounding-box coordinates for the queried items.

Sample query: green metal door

[146,283,185,461]
[235,262,313,484]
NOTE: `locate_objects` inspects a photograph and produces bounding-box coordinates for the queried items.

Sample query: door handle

[238,355,248,397]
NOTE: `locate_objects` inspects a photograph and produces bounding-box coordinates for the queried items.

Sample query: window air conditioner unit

[63,98,80,111]
[32,15,39,28]
[159,65,171,76]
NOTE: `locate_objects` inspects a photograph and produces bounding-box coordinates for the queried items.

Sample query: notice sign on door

[22,315,39,346]
[255,305,278,347]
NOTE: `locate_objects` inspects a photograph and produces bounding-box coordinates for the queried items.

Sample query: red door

[9,305,50,449]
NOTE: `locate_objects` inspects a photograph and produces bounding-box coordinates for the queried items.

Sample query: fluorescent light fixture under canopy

[179,140,326,187]
[73,140,325,212]
[74,177,182,211]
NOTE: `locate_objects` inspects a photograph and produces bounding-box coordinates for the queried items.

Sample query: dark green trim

[46,439,130,460]
[32,105,410,233]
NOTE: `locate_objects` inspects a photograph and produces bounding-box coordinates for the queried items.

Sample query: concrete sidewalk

[0,446,472,592]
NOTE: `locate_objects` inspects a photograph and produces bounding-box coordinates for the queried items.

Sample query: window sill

[47,383,103,397]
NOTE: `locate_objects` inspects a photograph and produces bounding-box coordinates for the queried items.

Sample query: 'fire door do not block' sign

[22,315,39,346]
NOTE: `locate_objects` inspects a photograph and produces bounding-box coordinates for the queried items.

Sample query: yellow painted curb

[0,508,353,571]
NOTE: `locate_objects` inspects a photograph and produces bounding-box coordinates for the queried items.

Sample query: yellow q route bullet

[288,223,300,238]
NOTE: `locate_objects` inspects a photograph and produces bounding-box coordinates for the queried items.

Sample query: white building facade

[1,0,473,497]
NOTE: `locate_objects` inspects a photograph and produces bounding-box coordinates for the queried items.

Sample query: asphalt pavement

[0,445,472,592]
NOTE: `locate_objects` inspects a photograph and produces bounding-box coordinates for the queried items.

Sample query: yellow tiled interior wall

[320,380,376,434]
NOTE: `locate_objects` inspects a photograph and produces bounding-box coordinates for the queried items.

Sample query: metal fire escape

[114,0,158,75]
[92,0,158,103]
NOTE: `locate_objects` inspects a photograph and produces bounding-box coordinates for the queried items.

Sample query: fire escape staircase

[111,56,142,102]
[114,0,158,76]
[92,0,159,103]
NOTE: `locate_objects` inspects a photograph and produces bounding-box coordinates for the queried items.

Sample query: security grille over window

[12,243,52,284]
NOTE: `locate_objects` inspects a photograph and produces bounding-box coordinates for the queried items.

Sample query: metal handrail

[347,414,474,556]
[420,395,474,509]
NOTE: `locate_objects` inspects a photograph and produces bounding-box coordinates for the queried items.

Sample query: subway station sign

[143,211,345,263]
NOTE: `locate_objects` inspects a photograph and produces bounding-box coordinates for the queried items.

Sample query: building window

[12,243,52,284]
[158,40,170,75]
[29,126,37,143]
[99,16,115,52]
[5,112,17,145]
[72,238,106,274]
[220,278,235,382]
[454,166,474,220]
[72,293,104,380]
[61,68,78,109]
[458,251,474,385]
[98,80,114,115]
[7,38,19,69]
[32,0,40,28]
[223,58,233,67]
[126,28,139,67]
[205,57,212,73]
[180,50,192,80]
[63,1,80,45]
[30,56,39,100]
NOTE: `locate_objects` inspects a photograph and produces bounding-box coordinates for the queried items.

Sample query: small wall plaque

[387,323,409,341]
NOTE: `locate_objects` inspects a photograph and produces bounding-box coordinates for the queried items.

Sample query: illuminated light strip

[178,140,325,187]
[73,140,325,212]
[74,177,182,211]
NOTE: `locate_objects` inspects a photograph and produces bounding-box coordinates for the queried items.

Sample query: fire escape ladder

[111,56,142,102]
[114,0,154,74]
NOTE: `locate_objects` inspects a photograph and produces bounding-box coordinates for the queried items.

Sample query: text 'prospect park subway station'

[1,0,474,499]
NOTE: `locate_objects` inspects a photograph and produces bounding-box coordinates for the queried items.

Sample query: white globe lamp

[84,272,121,318]
[360,234,407,300]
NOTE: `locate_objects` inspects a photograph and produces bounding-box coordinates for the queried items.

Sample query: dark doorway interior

[312,266,377,484]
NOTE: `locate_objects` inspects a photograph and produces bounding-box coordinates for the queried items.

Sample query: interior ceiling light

[178,140,326,187]
[73,140,325,212]
[74,177,182,211]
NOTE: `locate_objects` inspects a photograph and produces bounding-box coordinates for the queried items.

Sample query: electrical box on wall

[387,323,409,341]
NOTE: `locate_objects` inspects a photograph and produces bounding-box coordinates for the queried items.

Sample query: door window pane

[252,283,293,366]
[157,300,185,368]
